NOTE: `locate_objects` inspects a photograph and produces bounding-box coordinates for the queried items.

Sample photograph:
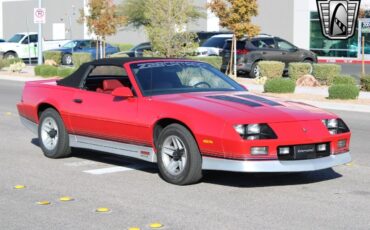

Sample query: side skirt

[69,135,157,163]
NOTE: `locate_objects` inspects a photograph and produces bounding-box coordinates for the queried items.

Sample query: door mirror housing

[112,87,134,98]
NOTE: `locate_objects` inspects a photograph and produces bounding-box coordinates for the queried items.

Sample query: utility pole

[37,0,43,65]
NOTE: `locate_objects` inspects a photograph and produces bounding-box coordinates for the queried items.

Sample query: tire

[4,52,18,59]
[62,54,73,65]
[38,108,71,159]
[157,124,202,185]
[249,61,260,78]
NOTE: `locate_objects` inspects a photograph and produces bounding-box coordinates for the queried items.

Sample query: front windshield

[131,61,244,96]
[8,34,25,43]
[63,41,78,48]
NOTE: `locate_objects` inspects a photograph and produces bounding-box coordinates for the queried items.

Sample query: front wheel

[249,62,260,78]
[38,108,71,159]
[157,124,202,185]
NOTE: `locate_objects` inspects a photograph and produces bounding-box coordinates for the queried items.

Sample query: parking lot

[1,79,370,230]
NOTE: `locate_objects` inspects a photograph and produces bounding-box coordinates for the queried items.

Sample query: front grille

[277,143,330,160]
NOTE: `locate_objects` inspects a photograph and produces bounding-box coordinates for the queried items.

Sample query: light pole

[37,0,43,65]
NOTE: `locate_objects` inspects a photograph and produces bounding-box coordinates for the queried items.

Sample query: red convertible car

[17,58,351,185]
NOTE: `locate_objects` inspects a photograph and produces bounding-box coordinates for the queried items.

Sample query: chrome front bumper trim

[20,116,38,135]
[202,152,351,172]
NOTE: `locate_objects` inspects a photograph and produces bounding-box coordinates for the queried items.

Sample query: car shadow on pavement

[201,169,342,187]
[31,138,342,186]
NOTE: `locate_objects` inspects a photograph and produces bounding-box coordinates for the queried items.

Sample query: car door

[21,34,38,58]
[67,65,145,146]
[275,38,300,65]
[250,38,282,61]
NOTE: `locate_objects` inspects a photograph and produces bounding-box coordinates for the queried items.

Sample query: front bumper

[202,152,351,172]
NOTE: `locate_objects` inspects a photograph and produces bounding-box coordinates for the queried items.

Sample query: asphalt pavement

[1,80,370,230]
[340,63,370,78]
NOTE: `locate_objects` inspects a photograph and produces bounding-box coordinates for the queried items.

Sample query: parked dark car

[120,42,152,57]
[0,39,5,43]
[195,31,232,46]
[50,40,119,65]
[221,35,318,78]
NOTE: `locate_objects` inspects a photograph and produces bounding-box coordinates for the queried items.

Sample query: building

[0,0,369,59]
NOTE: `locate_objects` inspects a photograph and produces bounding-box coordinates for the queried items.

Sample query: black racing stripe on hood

[207,95,263,107]
[237,94,283,106]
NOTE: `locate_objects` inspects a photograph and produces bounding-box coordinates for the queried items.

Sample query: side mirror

[112,87,133,98]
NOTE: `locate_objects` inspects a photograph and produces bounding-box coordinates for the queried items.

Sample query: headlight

[233,123,277,140]
[322,118,350,135]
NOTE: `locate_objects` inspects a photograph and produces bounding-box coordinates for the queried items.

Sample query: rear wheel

[38,108,71,159]
[62,54,73,65]
[157,124,202,185]
[249,61,260,78]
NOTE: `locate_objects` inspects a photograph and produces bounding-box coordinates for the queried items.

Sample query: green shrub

[328,84,359,100]
[332,75,356,85]
[312,64,341,85]
[34,65,58,77]
[43,51,62,65]
[112,43,134,52]
[360,75,370,91]
[72,53,92,67]
[187,56,222,69]
[57,67,76,78]
[288,62,312,81]
[264,78,296,93]
[0,58,24,69]
[258,61,285,78]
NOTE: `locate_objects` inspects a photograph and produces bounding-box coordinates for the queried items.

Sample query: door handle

[73,99,83,104]
[262,51,267,55]
[282,52,287,55]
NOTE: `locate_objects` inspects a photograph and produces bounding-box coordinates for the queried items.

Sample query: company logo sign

[317,0,361,39]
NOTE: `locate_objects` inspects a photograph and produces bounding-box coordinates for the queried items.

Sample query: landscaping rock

[44,59,58,67]
[296,74,321,87]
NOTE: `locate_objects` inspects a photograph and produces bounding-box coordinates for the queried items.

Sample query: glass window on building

[310,12,359,58]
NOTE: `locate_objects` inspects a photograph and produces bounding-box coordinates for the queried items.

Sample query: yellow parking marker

[37,201,51,205]
[345,163,353,166]
[149,223,163,229]
[14,185,26,189]
[128,227,141,230]
[59,196,74,202]
[5,112,12,116]
[95,207,111,213]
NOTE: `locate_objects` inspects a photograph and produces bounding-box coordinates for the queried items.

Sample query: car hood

[0,42,17,51]
[153,92,335,124]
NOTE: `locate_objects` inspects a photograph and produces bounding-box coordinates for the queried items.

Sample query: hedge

[57,67,76,78]
[72,52,92,67]
[0,58,24,70]
[112,43,134,52]
[264,78,296,93]
[34,65,58,77]
[361,75,370,91]
[328,84,359,99]
[288,62,312,81]
[312,64,341,85]
[35,65,76,77]
[258,61,285,78]
[43,51,62,65]
[187,56,222,69]
[332,75,356,85]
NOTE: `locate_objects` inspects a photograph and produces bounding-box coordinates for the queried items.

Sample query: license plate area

[278,143,330,160]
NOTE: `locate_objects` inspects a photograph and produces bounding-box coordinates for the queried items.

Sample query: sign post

[34,0,45,65]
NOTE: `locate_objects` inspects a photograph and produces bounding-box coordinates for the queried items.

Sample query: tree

[79,0,126,58]
[208,0,260,77]
[120,0,203,57]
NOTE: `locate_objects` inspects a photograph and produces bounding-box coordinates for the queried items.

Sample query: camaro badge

[317,0,361,39]
[303,128,308,133]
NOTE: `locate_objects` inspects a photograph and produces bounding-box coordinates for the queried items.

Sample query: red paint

[17,59,351,161]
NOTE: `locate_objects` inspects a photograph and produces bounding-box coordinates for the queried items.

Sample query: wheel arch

[4,50,18,57]
[153,118,197,150]
[37,103,59,120]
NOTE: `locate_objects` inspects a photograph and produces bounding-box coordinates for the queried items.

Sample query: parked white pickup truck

[0,32,70,59]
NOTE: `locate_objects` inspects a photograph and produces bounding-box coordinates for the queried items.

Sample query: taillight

[237,49,249,55]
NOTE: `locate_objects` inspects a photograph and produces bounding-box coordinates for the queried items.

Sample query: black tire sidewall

[38,108,70,158]
[157,124,202,185]
[249,62,259,78]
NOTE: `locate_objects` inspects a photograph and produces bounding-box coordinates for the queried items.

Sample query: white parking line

[83,166,140,175]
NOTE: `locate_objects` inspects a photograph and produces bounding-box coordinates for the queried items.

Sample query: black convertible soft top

[57,57,167,88]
